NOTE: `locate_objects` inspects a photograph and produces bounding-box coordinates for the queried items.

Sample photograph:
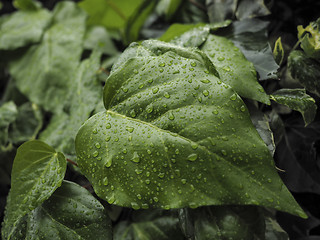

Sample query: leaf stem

[67,158,78,167]
[106,1,127,21]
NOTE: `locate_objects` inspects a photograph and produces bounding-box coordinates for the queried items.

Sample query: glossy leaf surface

[2,140,66,240]
[201,34,270,104]
[76,40,305,217]
[288,50,320,97]
[271,89,317,126]
[0,9,52,50]
[25,180,112,240]
[9,1,86,113]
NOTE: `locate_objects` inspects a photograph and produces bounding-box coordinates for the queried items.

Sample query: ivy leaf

[9,1,86,113]
[206,0,237,22]
[270,89,317,126]
[297,17,320,59]
[0,9,52,50]
[217,18,279,80]
[113,210,184,240]
[1,140,67,240]
[201,34,270,104]
[76,40,305,218]
[25,180,112,240]
[0,101,18,151]
[40,50,103,158]
[273,37,285,66]
[156,0,183,21]
[235,0,271,20]
[288,50,320,97]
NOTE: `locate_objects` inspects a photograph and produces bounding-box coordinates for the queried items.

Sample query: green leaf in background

[297,17,320,59]
[0,9,52,50]
[84,26,119,56]
[273,37,284,65]
[9,102,43,144]
[8,1,86,113]
[201,34,270,104]
[76,40,305,218]
[124,0,156,44]
[0,101,18,151]
[1,140,67,240]
[288,50,320,97]
[40,50,103,158]
[79,0,143,30]
[156,0,183,21]
[114,210,184,240]
[217,18,279,80]
[25,180,112,240]
[235,0,271,20]
[270,89,317,126]
[206,0,238,22]
[13,0,41,11]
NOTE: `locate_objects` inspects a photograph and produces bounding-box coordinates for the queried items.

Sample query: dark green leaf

[9,1,86,113]
[217,18,279,80]
[0,101,18,150]
[156,0,182,20]
[13,0,41,11]
[124,0,157,44]
[201,34,270,104]
[265,213,289,240]
[270,89,317,126]
[40,50,103,158]
[113,210,184,240]
[84,26,118,56]
[297,17,320,59]
[173,0,208,24]
[1,140,67,240]
[273,37,284,65]
[25,180,112,240]
[288,50,320,97]
[206,0,237,22]
[76,40,305,217]
[0,9,52,50]
[235,0,271,20]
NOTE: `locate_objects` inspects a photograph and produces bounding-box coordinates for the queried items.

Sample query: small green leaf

[235,0,271,20]
[0,101,18,150]
[297,17,320,59]
[13,0,41,11]
[9,1,86,113]
[273,37,284,65]
[114,210,184,240]
[206,0,238,22]
[201,34,270,104]
[270,88,317,126]
[124,0,156,44]
[156,0,182,20]
[288,50,320,97]
[2,140,67,240]
[25,180,112,240]
[0,9,52,50]
[76,40,305,218]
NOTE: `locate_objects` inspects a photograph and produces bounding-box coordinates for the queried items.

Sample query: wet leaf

[113,210,184,240]
[40,50,103,158]
[0,9,52,50]
[9,1,86,113]
[76,40,305,218]
[0,101,18,151]
[297,17,320,59]
[201,34,270,104]
[273,37,284,65]
[270,89,317,126]
[25,180,112,240]
[1,140,67,240]
[288,50,320,97]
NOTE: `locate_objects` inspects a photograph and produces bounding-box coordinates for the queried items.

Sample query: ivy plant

[1,0,319,239]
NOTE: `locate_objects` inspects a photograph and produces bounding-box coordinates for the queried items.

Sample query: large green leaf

[76,40,305,217]
[25,180,112,240]
[113,210,184,240]
[9,1,86,113]
[0,9,52,50]
[297,17,320,59]
[1,140,67,240]
[288,50,320,97]
[40,50,103,158]
[201,34,270,104]
[0,101,18,150]
[270,89,317,126]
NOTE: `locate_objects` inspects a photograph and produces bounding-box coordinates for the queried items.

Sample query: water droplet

[146,105,153,113]
[145,179,150,184]
[164,92,170,98]
[158,173,165,178]
[221,150,227,156]
[201,79,210,84]
[152,87,159,94]
[130,109,136,118]
[103,177,108,186]
[230,94,237,101]
[187,153,198,161]
[175,149,180,154]
[135,169,143,174]
[93,151,99,157]
[191,142,198,149]
[181,179,187,184]
[213,109,218,115]
[92,129,98,134]
[137,194,142,199]
[202,90,209,97]
[240,105,246,112]
[107,194,115,204]
[168,112,175,120]
[267,178,272,183]
[131,202,140,210]
[153,197,159,202]
[126,126,134,133]
[105,123,111,129]
[122,87,128,93]
[159,62,165,67]
[105,158,112,168]
[131,152,140,163]
[105,136,111,142]
[95,143,101,149]
[221,136,228,141]
[218,56,225,61]
[191,62,197,67]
